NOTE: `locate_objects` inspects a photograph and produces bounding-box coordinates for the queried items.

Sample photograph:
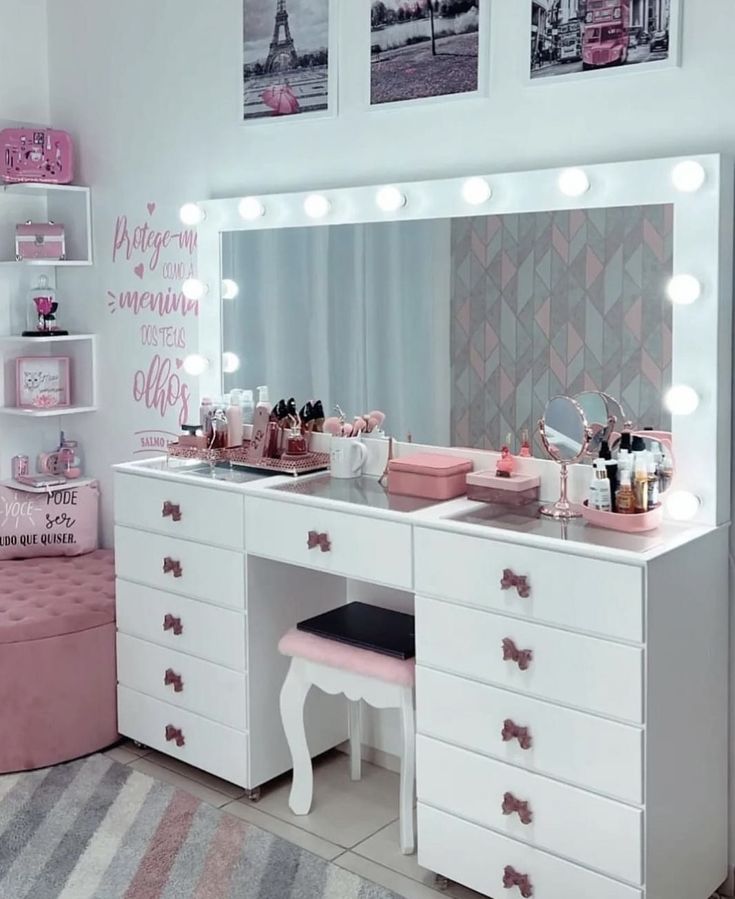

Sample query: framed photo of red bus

[528,0,681,83]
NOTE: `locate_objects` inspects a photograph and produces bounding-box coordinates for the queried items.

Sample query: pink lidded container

[388,453,473,500]
[466,470,541,506]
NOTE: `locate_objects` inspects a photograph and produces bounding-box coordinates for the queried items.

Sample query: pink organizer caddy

[1,128,74,184]
[388,453,473,500]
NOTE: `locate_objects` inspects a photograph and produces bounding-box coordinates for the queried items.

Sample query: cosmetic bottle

[646,451,660,508]
[518,429,532,458]
[251,386,273,460]
[589,460,612,512]
[616,468,636,514]
[599,442,617,513]
[496,444,515,478]
[659,449,674,492]
[631,435,646,455]
[241,390,255,426]
[200,397,214,439]
[633,454,649,513]
[619,430,632,454]
[227,390,244,448]
[210,410,229,449]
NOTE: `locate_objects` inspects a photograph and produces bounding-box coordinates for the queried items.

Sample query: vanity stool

[0,550,118,774]
[278,627,416,854]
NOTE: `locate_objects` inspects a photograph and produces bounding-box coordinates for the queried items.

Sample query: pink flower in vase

[34,296,54,317]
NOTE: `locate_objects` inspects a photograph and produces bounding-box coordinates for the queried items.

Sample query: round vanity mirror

[538,395,590,519]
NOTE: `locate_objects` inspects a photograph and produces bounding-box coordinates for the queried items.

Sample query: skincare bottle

[590,460,612,512]
[616,469,636,514]
[519,429,532,458]
[200,397,214,439]
[633,453,649,513]
[631,435,646,454]
[251,386,273,461]
[241,390,255,425]
[619,430,632,455]
[646,451,660,508]
[227,390,244,448]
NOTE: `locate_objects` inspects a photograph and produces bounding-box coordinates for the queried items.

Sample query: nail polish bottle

[519,429,532,458]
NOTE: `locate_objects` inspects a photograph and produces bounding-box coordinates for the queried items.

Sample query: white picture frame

[524,0,682,87]
[365,0,491,111]
[241,0,339,124]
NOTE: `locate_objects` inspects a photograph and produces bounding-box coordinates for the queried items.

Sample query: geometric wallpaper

[450,205,674,453]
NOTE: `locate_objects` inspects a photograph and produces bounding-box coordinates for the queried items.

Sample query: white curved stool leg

[279,658,314,815]
[349,700,362,782]
[399,685,416,855]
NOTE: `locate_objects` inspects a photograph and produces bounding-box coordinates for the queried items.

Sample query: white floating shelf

[1,477,95,494]
[2,182,90,194]
[0,405,98,418]
[0,333,95,346]
[0,259,93,267]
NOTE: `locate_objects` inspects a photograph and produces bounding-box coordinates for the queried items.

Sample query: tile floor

[105,741,486,899]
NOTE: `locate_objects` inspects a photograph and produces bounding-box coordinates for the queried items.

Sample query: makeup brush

[352,417,367,436]
[342,422,354,438]
[368,411,386,431]
[323,417,343,437]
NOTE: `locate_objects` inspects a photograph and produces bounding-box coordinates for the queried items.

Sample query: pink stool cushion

[0,549,115,644]
[279,628,415,688]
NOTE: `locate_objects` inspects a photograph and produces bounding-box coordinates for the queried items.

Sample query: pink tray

[167,442,330,477]
[582,501,663,533]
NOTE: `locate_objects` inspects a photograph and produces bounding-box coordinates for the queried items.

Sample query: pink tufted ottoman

[0,550,117,773]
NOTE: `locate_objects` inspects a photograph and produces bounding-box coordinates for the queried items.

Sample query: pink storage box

[15,222,66,261]
[466,470,540,506]
[388,453,473,500]
[582,501,663,533]
[0,128,74,184]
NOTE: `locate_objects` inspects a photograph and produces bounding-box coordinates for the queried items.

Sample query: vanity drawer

[245,496,412,590]
[117,633,247,731]
[116,580,246,671]
[418,735,642,883]
[416,596,643,722]
[118,686,249,788]
[416,667,642,803]
[415,528,643,643]
[418,804,642,899]
[115,526,245,611]
[114,472,244,549]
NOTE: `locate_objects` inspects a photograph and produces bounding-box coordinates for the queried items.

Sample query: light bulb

[376,186,406,212]
[239,196,265,220]
[672,161,706,193]
[666,490,701,521]
[667,274,701,306]
[664,385,700,415]
[304,194,330,219]
[182,354,209,376]
[462,177,492,205]
[182,278,207,301]
[222,279,239,300]
[222,352,241,374]
[179,203,206,226]
[558,168,590,198]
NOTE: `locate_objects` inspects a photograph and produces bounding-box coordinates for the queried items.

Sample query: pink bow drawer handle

[162,501,182,522]
[503,865,533,897]
[502,637,533,671]
[163,557,183,578]
[501,568,531,599]
[164,668,184,693]
[307,530,332,553]
[165,725,185,747]
[502,791,533,825]
[501,718,533,750]
[163,614,183,636]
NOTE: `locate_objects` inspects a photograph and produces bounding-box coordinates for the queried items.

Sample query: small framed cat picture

[16,356,70,410]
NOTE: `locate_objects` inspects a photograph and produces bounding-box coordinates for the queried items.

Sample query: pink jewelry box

[388,453,473,500]
[15,222,66,261]
[466,470,541,506]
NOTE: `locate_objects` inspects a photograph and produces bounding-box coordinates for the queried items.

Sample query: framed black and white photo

[528,0,681,84]
[243,0,337,121]
[370,1,489,108]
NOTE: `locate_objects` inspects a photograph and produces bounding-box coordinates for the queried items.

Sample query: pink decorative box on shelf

[466,470,541,506]
[15,222,66,261]
[0,128,74,184]
[388,453,473,501]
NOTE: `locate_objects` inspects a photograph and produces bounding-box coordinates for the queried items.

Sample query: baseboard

[336,741,401,775]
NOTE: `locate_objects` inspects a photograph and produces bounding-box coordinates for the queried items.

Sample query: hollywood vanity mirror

[189,155,733,528]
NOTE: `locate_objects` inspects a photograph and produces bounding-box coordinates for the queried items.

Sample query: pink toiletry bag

[0,128,74,184]
[15,222,66,261]
[388,453,473,500]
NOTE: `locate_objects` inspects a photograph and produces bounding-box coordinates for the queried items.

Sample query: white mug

[330,437,368,479]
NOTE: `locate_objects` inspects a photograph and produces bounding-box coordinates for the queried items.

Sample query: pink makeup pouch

[0,481,99,561]
[388,453,473,500]
[0,128,74,184]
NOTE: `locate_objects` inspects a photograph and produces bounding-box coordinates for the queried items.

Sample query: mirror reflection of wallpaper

[450,205,673,452]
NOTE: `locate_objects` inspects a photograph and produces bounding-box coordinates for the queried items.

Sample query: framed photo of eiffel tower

[243,0,337,122]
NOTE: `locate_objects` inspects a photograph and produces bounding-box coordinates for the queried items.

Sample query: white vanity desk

[113,453,728,899]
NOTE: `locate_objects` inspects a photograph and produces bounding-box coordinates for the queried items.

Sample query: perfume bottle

[24,275,68,337]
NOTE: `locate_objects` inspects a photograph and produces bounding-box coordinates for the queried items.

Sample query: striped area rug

[0,755,403,899]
